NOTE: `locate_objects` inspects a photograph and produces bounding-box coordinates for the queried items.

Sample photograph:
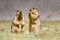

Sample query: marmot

[11,10,24,33]
[28,8,40,33]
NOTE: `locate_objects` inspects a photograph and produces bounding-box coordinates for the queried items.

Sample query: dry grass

[0,21,60,40]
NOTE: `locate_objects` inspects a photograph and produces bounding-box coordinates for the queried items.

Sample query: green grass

[0,21,60,40]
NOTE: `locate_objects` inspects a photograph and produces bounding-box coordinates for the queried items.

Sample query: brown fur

[28,8,40,33]
[11,10,24,33]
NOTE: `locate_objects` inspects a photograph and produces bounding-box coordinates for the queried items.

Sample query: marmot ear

[17,10,19,12]
[36,8,37,10]
[33,8,35,10]
[32,7,37,10]
[30,9,32,11]
[20,11,22,13]
[38,15,39,18]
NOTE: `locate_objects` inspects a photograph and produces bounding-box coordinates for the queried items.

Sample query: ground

[0,21,60,40]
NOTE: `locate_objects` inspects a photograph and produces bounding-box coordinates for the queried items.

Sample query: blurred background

[0,0,60,21]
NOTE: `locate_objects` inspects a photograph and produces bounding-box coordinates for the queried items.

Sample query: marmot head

[29,7,39,20]
[29,7,38,15]
[16,10,23,21]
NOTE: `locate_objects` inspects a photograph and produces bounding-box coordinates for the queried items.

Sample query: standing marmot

[11,10,24,33]
[28,8,40,33]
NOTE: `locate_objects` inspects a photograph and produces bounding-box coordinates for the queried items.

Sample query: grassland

[0,21,60,40]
